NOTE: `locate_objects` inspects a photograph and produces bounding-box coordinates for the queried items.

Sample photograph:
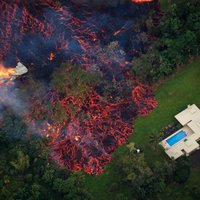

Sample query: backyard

[86,58,200,199]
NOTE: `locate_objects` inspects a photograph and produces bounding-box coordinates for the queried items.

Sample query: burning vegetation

[0,0,158,174]
[0,62,28,83]
[0,65,16,79]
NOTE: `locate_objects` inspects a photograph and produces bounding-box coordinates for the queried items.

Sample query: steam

[0,83,28,117]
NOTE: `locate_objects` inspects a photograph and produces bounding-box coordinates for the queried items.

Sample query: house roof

[175,104,200,126]
[160,104,200,160]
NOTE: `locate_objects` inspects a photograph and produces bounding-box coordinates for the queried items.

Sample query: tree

[149,131,164,150]
[113,150,153,199]
[51,102,67,124]
[42,166,56,185]
[115,193,128,200]
[126,142,136,153]
[183,30,197,56]
[0,112,27,144]
[29,183,41,200]
[113,147,176,199]
[53,172,93,200]
[10,150,30,173]
[174,158,190,183]
[51,63,98,97]
[132,0,200,83]
[190,186,200,199]
[132,46,161,83]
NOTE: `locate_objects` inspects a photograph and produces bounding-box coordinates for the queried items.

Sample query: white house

[160,104,200,160]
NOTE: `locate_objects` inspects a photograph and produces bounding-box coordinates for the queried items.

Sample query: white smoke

[0,82,28,117]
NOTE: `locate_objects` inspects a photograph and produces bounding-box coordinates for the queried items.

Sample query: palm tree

[126,142,136,153]
[149,132,164,150]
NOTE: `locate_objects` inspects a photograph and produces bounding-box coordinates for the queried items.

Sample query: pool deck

[160,104,200,160]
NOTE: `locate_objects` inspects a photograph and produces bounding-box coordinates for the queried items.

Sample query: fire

[74,135,80,141]
[48,52,55,61]
[131,0,153,3]
[0,65,16,79]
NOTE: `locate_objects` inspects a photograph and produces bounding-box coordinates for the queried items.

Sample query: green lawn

[86,58,200,200]
[132,58,200,161]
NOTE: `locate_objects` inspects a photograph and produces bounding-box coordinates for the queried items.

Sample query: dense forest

[0,107,93,199]
[133,0,200,83]
[1,0,200,199]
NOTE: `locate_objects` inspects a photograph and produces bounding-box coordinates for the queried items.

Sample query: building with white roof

[160,104,200,160]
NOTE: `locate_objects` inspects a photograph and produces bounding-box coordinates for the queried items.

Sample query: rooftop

[160,104,200,160]
[175,104,200,126]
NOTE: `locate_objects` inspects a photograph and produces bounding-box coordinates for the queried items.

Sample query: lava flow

[131,0,153,3]
[0,0,159,174]
[26,80,157,175]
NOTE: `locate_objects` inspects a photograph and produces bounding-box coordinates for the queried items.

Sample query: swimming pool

[166,130,187,146]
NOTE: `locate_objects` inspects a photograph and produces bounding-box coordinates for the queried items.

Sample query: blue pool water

[166,130,187,146]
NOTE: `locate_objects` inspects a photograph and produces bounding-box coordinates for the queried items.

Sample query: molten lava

[0,0,159,174]
[0,65,16,79]
[131,0,153,3]
[48,52,55,61]
[26,81,157,175]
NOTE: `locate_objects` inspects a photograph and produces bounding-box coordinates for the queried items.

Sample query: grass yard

[132,58,200,161]
[85,58,200,200]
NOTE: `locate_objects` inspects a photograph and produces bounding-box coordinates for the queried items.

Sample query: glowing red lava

[0,0,159,174]
[131,0,153,3]
[25,82,157,175]
[48,52,55,61]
